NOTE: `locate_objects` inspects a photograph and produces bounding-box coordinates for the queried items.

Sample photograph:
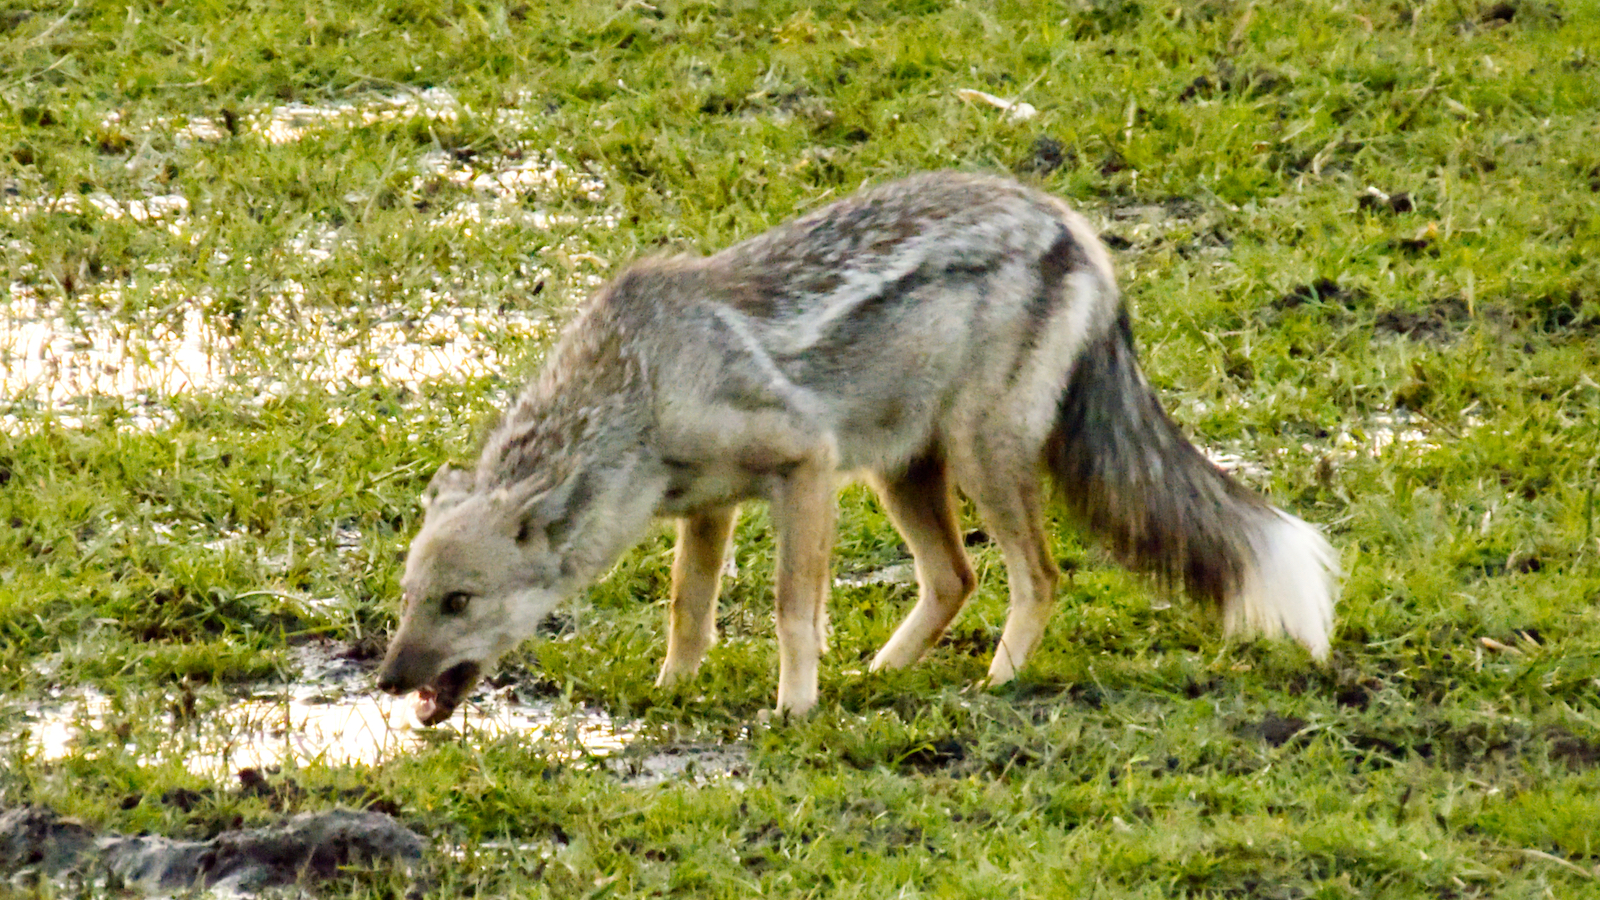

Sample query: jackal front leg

[770,455,837,716]
[657,504,739,687]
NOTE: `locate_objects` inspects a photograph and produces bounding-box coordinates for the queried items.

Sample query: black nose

[375,668,410,695]
[376,643,441,695]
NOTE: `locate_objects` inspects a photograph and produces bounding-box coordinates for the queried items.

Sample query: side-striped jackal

[377,172,1339,720]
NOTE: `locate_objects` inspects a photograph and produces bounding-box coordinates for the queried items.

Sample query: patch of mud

[0,805,423,896]
[894,736,970,774]
[1175,61,1292,103]
[1247,713,1311,748]
[1095,197,1230,260]
[608,743,751,788]
[1271,282,1565,349]
[1272,278,1366,311]
[1547,726,1600,769]
[1020,134,1068,175]
[835,561,915,590]
[1375,295,1472,342]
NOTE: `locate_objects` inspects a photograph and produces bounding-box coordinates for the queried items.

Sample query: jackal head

[376,463,597,725]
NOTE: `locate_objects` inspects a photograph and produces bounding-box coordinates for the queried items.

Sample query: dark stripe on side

[1010,226,1091,383]
[847,254,1006,322]
[800,255,999,366]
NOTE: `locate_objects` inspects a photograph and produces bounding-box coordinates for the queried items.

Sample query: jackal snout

[374,640,442,695]
[376,645,481,726]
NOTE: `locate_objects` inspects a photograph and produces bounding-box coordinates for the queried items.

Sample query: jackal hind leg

[657,504,740,688]
[769,456,838,715]
[953,452,1059,686]
[867,455,977,672]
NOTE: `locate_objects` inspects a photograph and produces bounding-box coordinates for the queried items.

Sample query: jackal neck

[475,280,657,493]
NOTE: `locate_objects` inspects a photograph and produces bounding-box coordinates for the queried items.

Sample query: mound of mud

[0,805,425,894]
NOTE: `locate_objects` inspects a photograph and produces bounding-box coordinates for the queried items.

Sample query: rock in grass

[0,805,426,894]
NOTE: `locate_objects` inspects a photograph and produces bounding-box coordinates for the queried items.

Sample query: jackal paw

[769,695,817,719]
[869,635,932,672]
[655,658,704,688]
[984,653,1020,688]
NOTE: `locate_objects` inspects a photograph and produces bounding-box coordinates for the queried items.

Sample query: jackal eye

[440,591,473,616]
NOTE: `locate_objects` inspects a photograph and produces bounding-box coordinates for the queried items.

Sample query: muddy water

[11,641,634,776]
[0,89,755,788]
[10,637,750,792]
[0,286,560,432]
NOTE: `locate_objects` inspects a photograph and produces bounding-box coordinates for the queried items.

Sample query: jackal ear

[422,464,474,515]
[511,470,593,548]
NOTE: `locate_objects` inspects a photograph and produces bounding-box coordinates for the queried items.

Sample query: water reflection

[12,642,634,777]
[2,87,611,434]
[0,289,554,433]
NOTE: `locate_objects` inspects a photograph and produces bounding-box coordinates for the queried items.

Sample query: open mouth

[412,661,481,726]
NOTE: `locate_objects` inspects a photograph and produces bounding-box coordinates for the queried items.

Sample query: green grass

[5,0,1600,896]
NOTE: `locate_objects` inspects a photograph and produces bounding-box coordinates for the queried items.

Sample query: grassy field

[4,0,1600,896]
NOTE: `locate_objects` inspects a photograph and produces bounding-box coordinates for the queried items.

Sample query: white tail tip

[1224,510,1339,660]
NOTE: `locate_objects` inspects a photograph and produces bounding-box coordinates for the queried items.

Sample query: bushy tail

[1047,309,1338,659]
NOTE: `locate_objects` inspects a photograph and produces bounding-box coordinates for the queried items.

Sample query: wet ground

[3,78,1516,898]
[2,87,609,434]
[7,639,744,790]
[0,636,748,895]
[9,639,634,775]
[2,84,743,861]
[0,85,768,895]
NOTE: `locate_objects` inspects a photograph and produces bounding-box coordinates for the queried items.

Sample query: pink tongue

[413,688,439,724]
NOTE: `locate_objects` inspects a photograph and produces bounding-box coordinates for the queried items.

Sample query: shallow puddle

[1,256,562,435]
[2,87,612,434]
[10,641,634,777]
[1333,410,1484,457]
[834,561,915,590]
[8,640,754,789]
[1195,409,1483,485]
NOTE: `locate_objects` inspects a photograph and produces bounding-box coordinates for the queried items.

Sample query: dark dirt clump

[1358,190,1414,214]
[896,737,969,774]
[1547,727,1600,769]
[1375,296,1472,341]
[1022,135,1069,175]
[1273,278,1366,311]
[0,807,96,874]
[1252,714,1309,748]
[0,806,425,895]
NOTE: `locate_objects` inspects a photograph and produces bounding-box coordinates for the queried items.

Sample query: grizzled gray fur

[378,172,1338,719]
